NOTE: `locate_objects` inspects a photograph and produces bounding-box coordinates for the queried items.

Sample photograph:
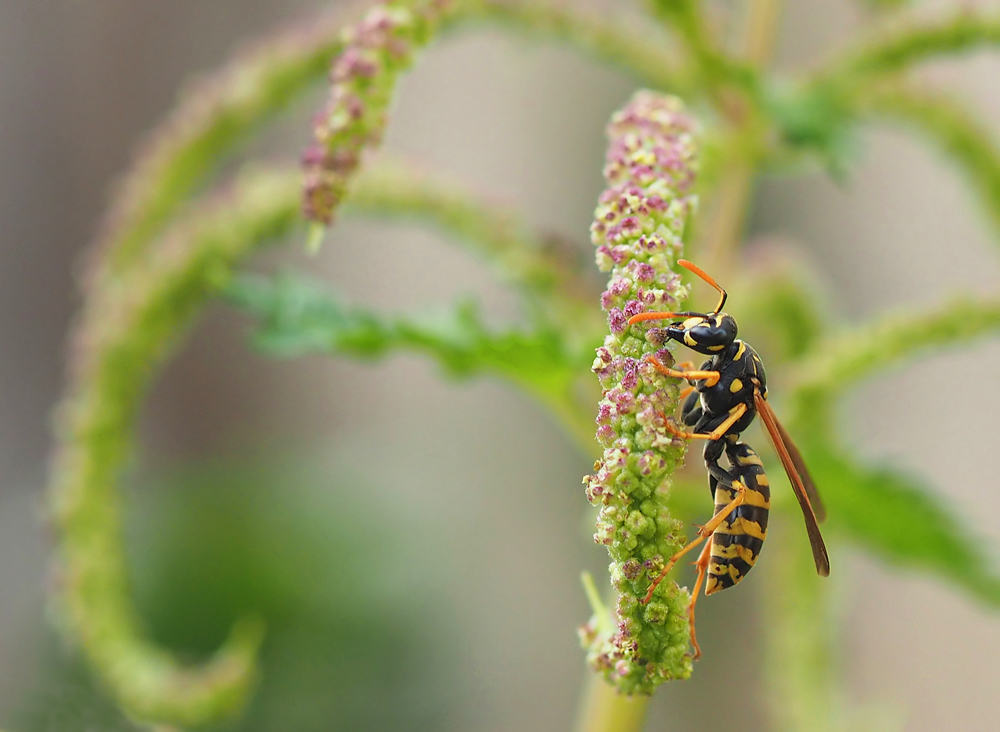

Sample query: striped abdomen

[706,441,770,595]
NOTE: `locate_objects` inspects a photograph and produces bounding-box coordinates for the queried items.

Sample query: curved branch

[51,168,301,726]
[87,11,352,281]
[831,11,1000,79]
[345,159,598,326]
[853,84,1000,241]
[55,154,604,723]
[88,0,683,287]
[790,292,1000,432]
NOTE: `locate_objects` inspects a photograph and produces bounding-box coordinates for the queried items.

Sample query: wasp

[627,259,829,658]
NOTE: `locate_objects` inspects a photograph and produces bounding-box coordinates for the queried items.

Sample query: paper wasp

[627,259,829,658]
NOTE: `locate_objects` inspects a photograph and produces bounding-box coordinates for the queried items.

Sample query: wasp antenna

[627,311,680,325]
[677,259,727,314]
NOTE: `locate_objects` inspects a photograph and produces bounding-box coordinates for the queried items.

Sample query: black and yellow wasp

[627,259,829,658]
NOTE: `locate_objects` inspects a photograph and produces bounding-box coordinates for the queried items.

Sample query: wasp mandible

[627,259,829,658]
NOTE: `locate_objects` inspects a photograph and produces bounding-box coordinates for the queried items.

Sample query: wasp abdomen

[706,442,770,595]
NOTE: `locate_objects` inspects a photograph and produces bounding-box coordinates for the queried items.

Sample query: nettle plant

[48,0,1000,729]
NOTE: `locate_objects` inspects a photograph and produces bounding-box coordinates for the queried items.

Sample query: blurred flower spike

[302,0,451,225]
[581,91,699,693]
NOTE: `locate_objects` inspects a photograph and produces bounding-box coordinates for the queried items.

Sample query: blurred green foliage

[20,460,455,731]
[46,0,1000,729]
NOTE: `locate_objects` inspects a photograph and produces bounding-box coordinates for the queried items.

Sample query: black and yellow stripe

[706,441,770,595]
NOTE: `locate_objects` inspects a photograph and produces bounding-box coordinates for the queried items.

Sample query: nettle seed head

[581,92,699,693]
[302,1,452,224]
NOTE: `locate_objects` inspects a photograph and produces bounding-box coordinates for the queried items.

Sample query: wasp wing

[754,390,830,576]
[770,408,826,522]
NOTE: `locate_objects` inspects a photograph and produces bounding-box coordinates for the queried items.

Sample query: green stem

[760,512,837,732]
[471,0,685,93]
[51,169,301,726]
[829,11,1000,79]
[701,0,782,278]
[574,677,651,732]
[89,0,687,287]
[851,83,1000,242]
[792,292,1000,418]
[57,157,605,724]
[345,159,598,329]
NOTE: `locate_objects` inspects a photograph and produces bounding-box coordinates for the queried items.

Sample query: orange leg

[679,385,696,400]
[660,401,747,441]
[642,480,746,604]
[646,354,720,388]
[687,541,713,660]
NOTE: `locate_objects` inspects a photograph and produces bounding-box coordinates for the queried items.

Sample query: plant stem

[759,512,837,732]
[574,677,651,732]
[701,0,782,276]
[745,0,784,66]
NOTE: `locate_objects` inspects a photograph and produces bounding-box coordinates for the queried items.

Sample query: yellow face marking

[708,344,725,351]
[682,317,703,330]
[683,331,697,347]
[734,341,746,360]
[729,378,743,393]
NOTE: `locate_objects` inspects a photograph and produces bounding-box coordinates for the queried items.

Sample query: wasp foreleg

[645,354,720,387]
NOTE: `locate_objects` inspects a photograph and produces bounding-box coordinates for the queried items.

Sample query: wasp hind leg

[687,540,713,660]
[641,478,747,604]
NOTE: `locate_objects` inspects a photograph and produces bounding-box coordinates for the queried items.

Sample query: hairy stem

[760,512,838,732]
[830,11,1000,79]
[853,83,1000,243]
[791,292,1000,425]
[701,0,782,277]
[51,168,301,726]
[89,0,686,290]
[345,159,598,327]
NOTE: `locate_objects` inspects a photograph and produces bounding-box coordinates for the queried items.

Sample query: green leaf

[803,439,1000,607]
[224,272,590,396]
[784,295,1000,608]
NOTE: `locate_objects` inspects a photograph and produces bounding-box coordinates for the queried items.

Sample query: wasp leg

[641,479,747,604]
[661,402,747,441]
[679,385,696,401]
[687,540,713,660]
[646,354,720,387]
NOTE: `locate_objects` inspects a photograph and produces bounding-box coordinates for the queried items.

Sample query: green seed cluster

[580,92,699,693]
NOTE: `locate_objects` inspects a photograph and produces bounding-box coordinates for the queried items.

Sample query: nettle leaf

[224,273,586,394]
[800,437,1000,607]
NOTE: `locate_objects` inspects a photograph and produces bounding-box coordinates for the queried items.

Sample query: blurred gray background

[2,0,999,730]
